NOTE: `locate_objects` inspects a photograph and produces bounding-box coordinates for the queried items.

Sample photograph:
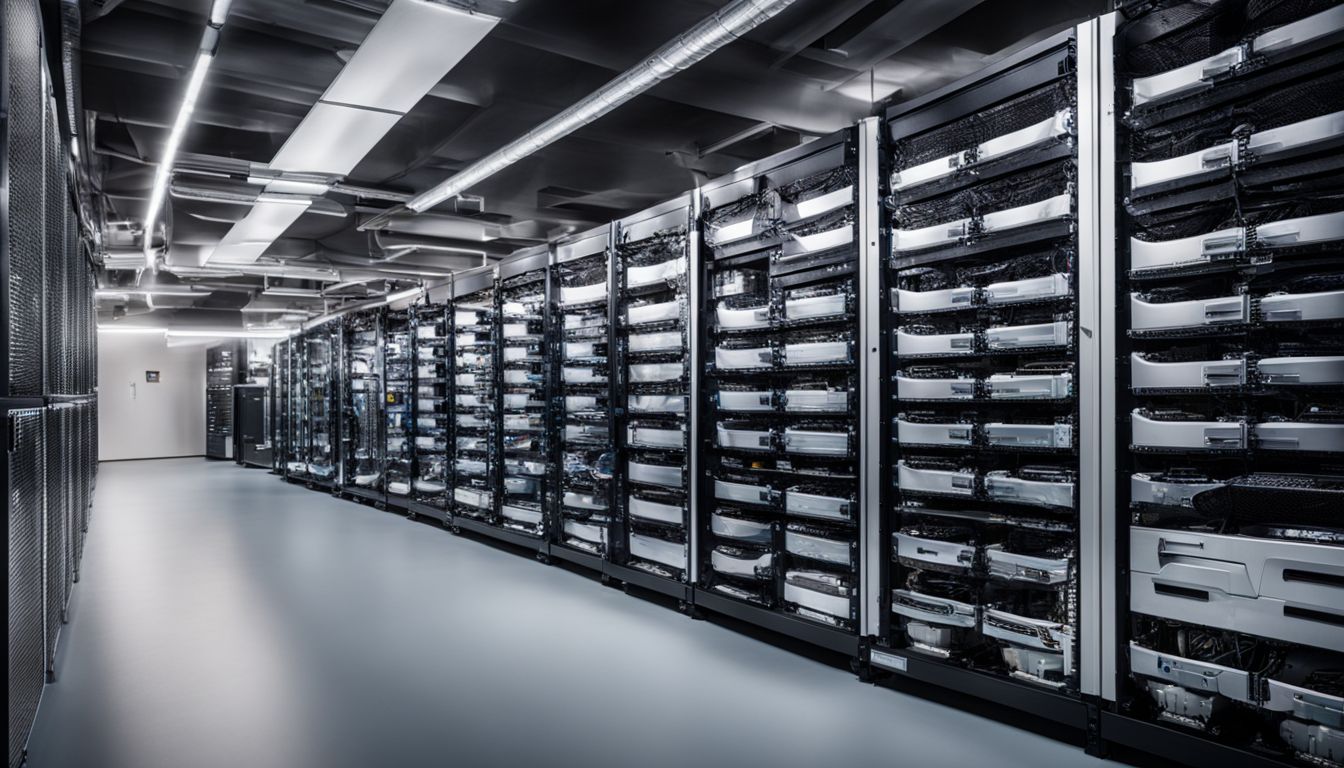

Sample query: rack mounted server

[343,310,384,502]
[551,226,618,570]
[606,197,698,603]
[257,9,1344,763]
[384,308,414,503]
[693,125,879,653]
[1109,2,1344,766]
[497,250,552,541]
[870,25,1106,709]
[206,343,243,460]
[409,299,451,522]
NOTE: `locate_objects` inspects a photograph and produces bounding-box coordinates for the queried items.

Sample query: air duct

[401,0,798,214]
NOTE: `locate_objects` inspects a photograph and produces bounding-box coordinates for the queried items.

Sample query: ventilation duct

[401,0,798,214]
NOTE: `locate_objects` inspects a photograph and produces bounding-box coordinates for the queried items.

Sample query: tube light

[95,288,204,298]
[405,0,796,212]
[238,306,319,314]
[263,287,324,298]
[142,50,215,268]
[209,0,233,27]
[96,326,166,335]
[166,329,290,339]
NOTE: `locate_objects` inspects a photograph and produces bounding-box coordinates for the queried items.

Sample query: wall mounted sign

[145,371,160,383]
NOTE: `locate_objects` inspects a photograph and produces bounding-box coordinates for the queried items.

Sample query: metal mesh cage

[44,99,69,397]
[43,407,69,675]
[5,0,47,398]
[8,408,46,768]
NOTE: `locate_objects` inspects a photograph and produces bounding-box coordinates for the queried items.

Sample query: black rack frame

[548,224,618,569]
[690,124,871,649]
[341,309,386,506]
[1100,4,1344,767]
[406,288,452,525]
[494,247,553,552]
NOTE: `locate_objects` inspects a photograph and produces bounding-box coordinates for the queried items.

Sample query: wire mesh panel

[4,0,47,398]
[43,97,69,396]
[8,408,46,767]
[43,407,69,676]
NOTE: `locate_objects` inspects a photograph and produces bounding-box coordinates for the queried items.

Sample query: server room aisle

[26,460,1104,768]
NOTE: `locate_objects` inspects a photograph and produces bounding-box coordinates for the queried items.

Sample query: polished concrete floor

[27,458,1108,768]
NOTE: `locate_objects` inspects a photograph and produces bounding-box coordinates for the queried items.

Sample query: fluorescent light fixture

[167,328,290,339]
[263,286,324,298]
[96,326,166,335]
[209,0,233,26]
[238,306,319,314]
[143,51,215,267]
[406,0,796,212]
[95,288,203,298]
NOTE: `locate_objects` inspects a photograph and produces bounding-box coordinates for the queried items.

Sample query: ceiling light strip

[141,1,234,268]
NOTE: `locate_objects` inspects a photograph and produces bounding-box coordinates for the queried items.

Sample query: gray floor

[27,458,1107,768]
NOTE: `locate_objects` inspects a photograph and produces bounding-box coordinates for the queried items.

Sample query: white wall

[97,333,206,460]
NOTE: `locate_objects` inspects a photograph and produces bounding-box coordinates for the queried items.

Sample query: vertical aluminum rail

[1075,15,1116,700]
[1093,12,1119,704]
[858,117,883,638]
[687,195,702,584]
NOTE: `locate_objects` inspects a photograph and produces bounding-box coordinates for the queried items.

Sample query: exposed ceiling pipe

[168,183,348,217]
[161,262,341,282]
[393,0,799,217]
[330,181,412,203]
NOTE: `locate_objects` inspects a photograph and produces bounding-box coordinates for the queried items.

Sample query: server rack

[342,310,384,503]
[272,339,291,475]
[312,324,342,489]
[408,298,451,523]
[284,337,309,479]
[867,27,1107,722]
[206,342,242,459]
[6,407,45,768]
[693,127,872,655]
[549,226,615,572]
[448,269,502,533]
[5,0,98,761]
[383,308,414,505]
[1103,3,1344,766]
[232,384,271,469]
[607,197,696,602]
[497,249,551,545]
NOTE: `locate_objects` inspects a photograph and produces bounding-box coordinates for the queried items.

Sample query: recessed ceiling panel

[320,0,499,114]
[268,102,403,176]
[207,199,312,263]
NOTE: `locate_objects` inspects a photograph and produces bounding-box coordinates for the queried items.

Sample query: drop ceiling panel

[208,199,312,263]
[321,0,499,114]
[268,102,404,176]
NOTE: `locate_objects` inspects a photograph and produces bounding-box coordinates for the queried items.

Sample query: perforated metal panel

[43,98,68,396]
[9,408,46,768]
[4,0,47,398]
[43,407,69,675]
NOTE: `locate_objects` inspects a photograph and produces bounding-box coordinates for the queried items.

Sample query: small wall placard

[145,371,160,383]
